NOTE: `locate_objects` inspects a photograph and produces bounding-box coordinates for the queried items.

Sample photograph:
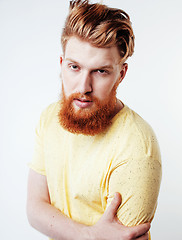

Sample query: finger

[130,223,150,239]
[103,192,122,221]
[136,231,149,240]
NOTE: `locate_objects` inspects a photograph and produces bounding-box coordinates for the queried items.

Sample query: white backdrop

[0,0,182,239]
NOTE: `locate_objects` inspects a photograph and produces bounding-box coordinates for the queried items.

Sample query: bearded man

[27,1,162,240]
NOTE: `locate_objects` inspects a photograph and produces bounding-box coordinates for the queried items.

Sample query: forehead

[64,36,120,68]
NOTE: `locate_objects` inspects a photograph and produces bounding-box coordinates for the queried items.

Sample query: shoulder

[116,105,156,138]
[127,107,156,138]
[41,101,60,117]
[113,105,155,136]
[37,101,60,130]
[112,105,161,161]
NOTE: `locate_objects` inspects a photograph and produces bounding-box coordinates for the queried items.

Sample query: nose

[79,71,93,95]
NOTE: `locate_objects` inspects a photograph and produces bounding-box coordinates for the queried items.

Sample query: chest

[44,130,115,207]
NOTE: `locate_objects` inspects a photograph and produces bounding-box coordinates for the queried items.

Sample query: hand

[87,192,150,240]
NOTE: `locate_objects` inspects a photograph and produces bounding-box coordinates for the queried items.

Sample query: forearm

[27,170,150,240]
[27,200,90,240]
[27,194,150,240]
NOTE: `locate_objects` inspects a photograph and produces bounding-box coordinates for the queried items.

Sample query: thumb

[103,192,122,221]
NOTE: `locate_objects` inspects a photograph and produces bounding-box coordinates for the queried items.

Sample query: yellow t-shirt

[29,101,162,239]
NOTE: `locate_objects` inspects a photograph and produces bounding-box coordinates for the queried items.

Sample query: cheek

[62,70,76,95]
[93,79,116,99]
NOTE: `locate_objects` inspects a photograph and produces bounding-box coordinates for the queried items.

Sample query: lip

[73,98,93,108]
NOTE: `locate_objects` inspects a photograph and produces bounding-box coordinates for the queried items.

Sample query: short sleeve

[28,109,47,175]
[106,154,162,226]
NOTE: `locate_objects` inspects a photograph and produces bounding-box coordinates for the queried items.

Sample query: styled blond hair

[61,0,135,62]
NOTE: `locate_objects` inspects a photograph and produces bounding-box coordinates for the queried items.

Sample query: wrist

[79,225,96,240]
[66,222,94,240]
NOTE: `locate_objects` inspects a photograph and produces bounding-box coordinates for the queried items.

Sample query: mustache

[65,92,96,102]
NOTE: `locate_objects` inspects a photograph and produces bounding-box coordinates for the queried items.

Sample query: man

[27,1,162,240]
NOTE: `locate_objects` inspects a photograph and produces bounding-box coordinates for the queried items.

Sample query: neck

[112,99,124,118]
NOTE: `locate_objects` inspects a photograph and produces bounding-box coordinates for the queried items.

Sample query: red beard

[58,83,119,136]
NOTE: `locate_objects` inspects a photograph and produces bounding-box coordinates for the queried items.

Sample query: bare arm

[27,169,86,240]
[27,169,150,240]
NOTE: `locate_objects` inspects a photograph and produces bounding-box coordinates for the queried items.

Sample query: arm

[27,169,150,240]
[106,156,162,227]
[27,169,86,240]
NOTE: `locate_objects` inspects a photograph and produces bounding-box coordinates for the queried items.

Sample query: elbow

[26,201,35,227]
[26,200,40,229]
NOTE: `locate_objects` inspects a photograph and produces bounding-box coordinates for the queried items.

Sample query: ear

[119,63,128,83]
[60,56,63,66]
[59,56,64,81]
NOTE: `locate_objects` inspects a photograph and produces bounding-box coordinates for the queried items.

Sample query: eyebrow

[64,58,114,70]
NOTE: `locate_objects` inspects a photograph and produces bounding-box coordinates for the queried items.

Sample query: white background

[0,0,182,239]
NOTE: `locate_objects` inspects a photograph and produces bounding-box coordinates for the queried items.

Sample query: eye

[98,69,106,74]
[69,64,79,71]
[97,69,109,75]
